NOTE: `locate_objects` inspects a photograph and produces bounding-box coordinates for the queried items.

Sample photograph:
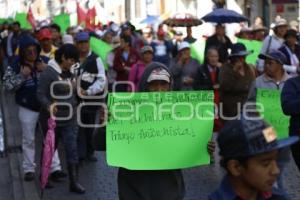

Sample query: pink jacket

[128,61,147,92]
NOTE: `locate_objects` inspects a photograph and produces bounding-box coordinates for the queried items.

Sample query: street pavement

[38,151,300,200]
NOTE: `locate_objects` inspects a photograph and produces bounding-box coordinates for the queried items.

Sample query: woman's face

[275,25,288,38]
[286,35,297,47]
[120,38,129,49]
[24,45,38,62]
[206,49,219,67]
[61,56,76,71]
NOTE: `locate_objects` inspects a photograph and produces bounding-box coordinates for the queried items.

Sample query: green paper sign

[53,14,70,33]
[256,89,290,139]
[90,37,113,70]
[15,13,32,29]
[190,40,206,65]
[106,91,215,170]
[237,38,263,66]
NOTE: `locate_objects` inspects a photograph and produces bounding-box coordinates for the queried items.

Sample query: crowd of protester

[0,15,300,199]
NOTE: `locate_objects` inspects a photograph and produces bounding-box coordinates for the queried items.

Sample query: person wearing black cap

[248,50,290,102]
[279,29,300,76]
[209,117,299,200]
[219,43,255,122]
[257,18,288,73]
[247,50,291,190]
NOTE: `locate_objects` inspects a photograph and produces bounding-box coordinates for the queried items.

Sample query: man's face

[12,24,20,33]
[76,40,90,54]
[207,49,219,67]
[24,45,38,62]
[40,39,53,51]
[276,25,288,38]
[239,150,280,192]
[264,58,282,77]
[148,80,170,92]
[216,25,225,36]
[50,28,61,40]
[180,48,191,60]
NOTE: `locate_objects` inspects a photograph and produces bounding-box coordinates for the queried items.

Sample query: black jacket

[281,76,300,136]
[193,63,220,90]
[204,34,232,63]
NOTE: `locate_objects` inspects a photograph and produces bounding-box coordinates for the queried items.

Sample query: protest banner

[90,36,113,70]
[237,38,263,65]
[190,40,206,65]
[15,13,32,29]
[106,91,214,170]
[256,89,290,139]
[53,14,70,34]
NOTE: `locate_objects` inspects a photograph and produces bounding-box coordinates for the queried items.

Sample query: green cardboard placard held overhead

[106,91,215,170]
[237,38,263,65]
[256,89,290,139]
[190,40,206,65]
[53,14,70,34]
[90,36,113,70]
[15,13,32,29]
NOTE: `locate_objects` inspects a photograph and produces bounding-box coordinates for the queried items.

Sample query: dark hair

[55,44,79,64]
[284,29,298,39]
[12,21,21,27]
[50,23,61,33]
[220,156,251,172]
[121,35,132,46]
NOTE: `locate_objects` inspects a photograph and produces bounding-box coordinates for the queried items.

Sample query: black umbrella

[202,8,248,24]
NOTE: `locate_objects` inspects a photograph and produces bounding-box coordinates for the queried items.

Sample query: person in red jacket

[113,35,140,92]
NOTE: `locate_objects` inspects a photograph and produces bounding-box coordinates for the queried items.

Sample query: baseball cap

[218,118,299,159]
[38,28,52,41]
[140,45,153,54]
[147,68,170,83]
[259,50,287,65]
[177,41,190,51]
[62,34,74,44]
[75,32,90,42]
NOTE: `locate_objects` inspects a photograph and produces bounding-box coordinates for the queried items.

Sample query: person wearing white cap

[62,34,74,44]
[169,41,201,91]
[257,17,288,73]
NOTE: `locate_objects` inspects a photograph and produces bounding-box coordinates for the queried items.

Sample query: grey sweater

[247,72,290,102]
[37,59,78,126]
